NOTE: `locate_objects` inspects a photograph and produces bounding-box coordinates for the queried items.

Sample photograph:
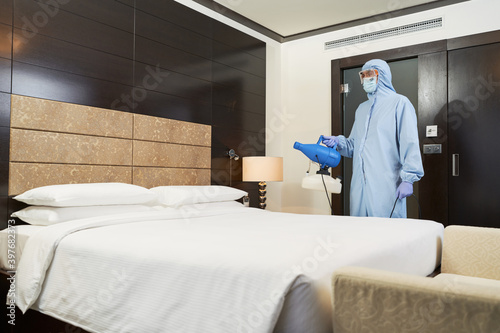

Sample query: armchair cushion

[332,266,500,333]
[442,225,500,280]
[434,273,500,293]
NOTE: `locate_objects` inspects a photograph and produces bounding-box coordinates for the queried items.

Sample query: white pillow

[14,183,158,207]
[181,201,245,210]
[150,185,247,207]
[11,205,154,226]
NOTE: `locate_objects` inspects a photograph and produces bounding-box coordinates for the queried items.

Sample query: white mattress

[11,205,444,333]
[0,225,45,271]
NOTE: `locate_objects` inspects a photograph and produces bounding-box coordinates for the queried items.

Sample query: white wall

[178,0,500,214]
[277,0,500,214]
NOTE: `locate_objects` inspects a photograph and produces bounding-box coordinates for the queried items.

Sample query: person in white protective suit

[323,59,424,218]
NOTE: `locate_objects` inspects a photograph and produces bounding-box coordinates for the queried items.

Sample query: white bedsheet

[0,225,45,271]
[14,206,444,333]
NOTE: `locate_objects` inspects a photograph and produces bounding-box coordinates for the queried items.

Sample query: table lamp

[242,156,283,209]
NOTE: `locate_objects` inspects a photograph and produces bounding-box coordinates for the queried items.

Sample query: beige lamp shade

[242,156,283,182]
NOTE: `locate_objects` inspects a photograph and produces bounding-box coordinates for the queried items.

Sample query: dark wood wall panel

[447,30,500,51]
[0,147,8,226]
[133,0,215,127]
[12,62,133,110]
[213,21,266,59]
[0,17,11,98]
[418,51,448,225]
[1,0,266,222]
[13,0,134,59]
[212,104,265,132]
[13,29,134,86]
[116,0,134,7]
[211,125,265,207]
[330,60,342,215]
[0,58,11,93]
[0,0,10,228]
[213,62,265,96]
[135,0,213,39]
[0,0,12,25]
[210,19,266,207]
[36,0,135,33]
[1,90,8,225]
[132,90,212,125]
[0,23,11,59]
[135,37,212,81]
[0,127,8,161]
[0,96,9,176]
[213,83,265,114]
[0,124,8,220]
[0,92,10,125]
[0,195,8,233]
[212,127,266,164]
[135,64,212,103]
[213,40,266,77]
[135,11,212,59]
[211,156,241,182]
[211,26,266,154]
[211,127,266,171]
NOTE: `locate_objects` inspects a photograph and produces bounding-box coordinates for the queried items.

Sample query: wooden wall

[0,0,266,225]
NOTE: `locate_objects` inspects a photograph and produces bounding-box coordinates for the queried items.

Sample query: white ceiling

[212,0,441,38]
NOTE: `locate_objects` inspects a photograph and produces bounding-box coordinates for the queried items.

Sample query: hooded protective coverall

[336,59,424,218]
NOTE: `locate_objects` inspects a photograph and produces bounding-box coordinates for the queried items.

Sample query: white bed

[0,224,44,271]
[3,199,443,333]
[4,95,444,332]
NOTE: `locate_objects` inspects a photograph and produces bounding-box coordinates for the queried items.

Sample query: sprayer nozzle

[293,142,301,150]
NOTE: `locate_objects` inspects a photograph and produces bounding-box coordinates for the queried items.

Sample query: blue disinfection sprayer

[293,135,341,170]
[294,135,342,195]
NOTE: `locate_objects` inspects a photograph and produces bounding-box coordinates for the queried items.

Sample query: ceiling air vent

[325,17,443,50]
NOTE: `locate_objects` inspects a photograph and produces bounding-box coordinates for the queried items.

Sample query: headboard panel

[9,95,211,195]
[9,164,133,196]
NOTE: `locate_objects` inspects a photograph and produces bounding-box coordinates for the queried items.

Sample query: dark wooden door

[448,42,500,227]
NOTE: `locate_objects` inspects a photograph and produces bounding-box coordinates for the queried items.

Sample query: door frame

[331,30,500,224]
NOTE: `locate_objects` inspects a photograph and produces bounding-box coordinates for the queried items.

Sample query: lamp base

[258,181,267,209]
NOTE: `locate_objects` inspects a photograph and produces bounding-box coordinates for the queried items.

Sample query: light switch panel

[423,144,442,154]
[426,125,438,137]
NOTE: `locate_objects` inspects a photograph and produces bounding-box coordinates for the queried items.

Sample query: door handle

[452,154,459,176]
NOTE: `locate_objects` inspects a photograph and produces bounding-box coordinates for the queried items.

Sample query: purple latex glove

[322,135,339,148]
[396,181,413,199]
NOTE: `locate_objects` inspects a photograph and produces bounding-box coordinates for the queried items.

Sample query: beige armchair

[331,225,500,333]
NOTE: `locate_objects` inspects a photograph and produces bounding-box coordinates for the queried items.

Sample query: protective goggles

[358,69,379,84]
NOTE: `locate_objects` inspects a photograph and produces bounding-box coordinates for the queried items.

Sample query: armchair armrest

[332,266,500,333]
[442,225,500,280]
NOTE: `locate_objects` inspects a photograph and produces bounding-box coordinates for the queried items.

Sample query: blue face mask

[362,77,377,93]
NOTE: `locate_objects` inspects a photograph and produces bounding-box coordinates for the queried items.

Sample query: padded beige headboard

[9,95,211,195]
